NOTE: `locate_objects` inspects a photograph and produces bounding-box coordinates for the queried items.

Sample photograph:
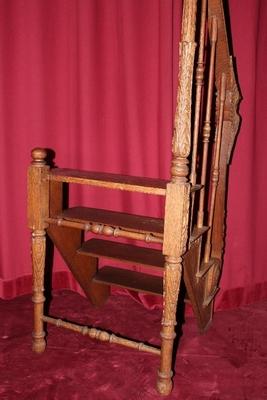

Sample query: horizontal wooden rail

[46,219,209,246]
[60,207,164,235]
[46,217,163,244]
[42,315,160,356]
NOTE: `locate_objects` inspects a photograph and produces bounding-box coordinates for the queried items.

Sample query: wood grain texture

[163,182,190,257]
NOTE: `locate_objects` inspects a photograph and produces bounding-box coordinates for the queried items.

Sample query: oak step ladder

[27,0,240,396]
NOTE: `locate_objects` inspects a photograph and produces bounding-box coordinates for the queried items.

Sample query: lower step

[93,266,163,296]
[78,239,164,269]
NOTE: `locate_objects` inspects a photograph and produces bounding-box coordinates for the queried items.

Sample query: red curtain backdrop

[0,0,266,310]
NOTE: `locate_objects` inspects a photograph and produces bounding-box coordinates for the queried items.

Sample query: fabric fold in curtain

[0,0,266,311]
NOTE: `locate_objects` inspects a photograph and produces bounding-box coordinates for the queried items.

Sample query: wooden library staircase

[27,0,240,396]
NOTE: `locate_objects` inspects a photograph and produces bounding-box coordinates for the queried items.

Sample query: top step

[49,169,167,195]
[49,168,202,195]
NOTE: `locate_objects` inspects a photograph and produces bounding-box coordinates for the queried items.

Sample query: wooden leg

[157,256,182,396]
[32,229,46,353]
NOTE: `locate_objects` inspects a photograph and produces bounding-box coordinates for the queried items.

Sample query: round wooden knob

[31,148,47,165]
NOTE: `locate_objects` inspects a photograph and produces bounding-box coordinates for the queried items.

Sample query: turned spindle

[197,16,218,228]
[42,315,160,356]
[189,0,207,234]
[190,0,207,187]
[46,217,163,244]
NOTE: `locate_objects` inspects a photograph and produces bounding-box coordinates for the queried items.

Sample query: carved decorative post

[157,0,197,395]
[27,148,49,353]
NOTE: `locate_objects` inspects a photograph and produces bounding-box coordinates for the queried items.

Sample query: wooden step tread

[196,258,220,278]
[60,207,164,235]
[191,184,203,193]
[93,266,163,296]
[190,225,209,243]
[49,168,202,195]
[78,239,164,268]
[49,169,167,195]
[203,287,219,307]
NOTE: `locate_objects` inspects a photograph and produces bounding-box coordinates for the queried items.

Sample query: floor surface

[1,290,267,399]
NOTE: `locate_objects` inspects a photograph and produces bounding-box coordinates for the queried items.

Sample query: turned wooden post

[27,148,49,353]
[189,0,207,233]
[157,0,197,395]
[197,16,217,228]
[190,0,207,187]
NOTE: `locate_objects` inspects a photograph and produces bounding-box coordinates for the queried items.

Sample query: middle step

[78,238,165,269]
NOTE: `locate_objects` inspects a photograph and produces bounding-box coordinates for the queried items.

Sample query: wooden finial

[31,148,47,166]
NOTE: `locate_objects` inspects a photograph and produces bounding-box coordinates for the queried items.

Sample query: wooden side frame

[208,0,241,260]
